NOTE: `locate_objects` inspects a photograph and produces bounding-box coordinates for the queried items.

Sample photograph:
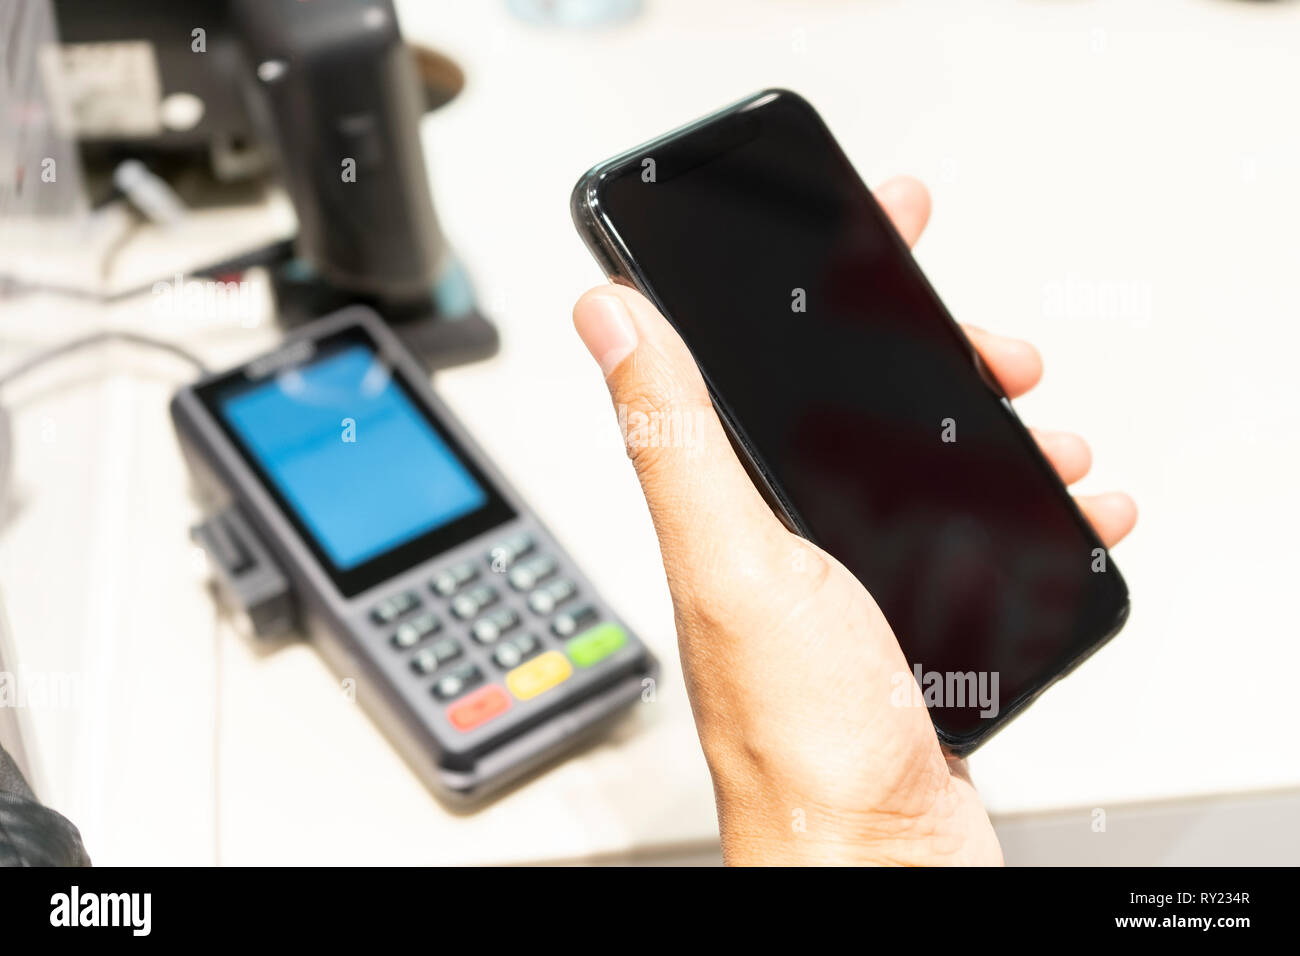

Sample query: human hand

[572,176,1137,866]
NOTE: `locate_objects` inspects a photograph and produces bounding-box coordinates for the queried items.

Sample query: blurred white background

[1,0,1297,864]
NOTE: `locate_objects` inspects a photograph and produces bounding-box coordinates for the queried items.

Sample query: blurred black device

[50,0,496,368]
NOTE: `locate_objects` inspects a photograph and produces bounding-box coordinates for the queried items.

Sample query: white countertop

[1,0,1297,864]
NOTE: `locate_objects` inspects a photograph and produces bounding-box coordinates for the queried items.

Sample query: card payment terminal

[171,307,657,801]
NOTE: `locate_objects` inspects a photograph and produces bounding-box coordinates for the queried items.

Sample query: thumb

[572,284,783,575]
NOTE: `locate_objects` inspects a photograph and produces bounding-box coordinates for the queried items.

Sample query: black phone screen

[591,91,1128,743]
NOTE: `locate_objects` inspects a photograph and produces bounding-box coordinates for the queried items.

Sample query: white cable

[0,329,210,513]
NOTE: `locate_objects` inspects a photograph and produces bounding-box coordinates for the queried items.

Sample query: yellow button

[506,651,573,701]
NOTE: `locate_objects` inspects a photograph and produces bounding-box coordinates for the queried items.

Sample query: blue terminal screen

[219,344,488,570]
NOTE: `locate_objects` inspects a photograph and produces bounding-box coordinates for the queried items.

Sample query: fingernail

[575,294,637,378]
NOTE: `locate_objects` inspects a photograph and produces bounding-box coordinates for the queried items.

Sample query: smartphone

[571,89,1129,752]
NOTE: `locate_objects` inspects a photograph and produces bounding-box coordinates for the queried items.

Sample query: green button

[565,622,628,668]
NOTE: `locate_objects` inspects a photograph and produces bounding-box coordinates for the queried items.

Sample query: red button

[447,684,510,731]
